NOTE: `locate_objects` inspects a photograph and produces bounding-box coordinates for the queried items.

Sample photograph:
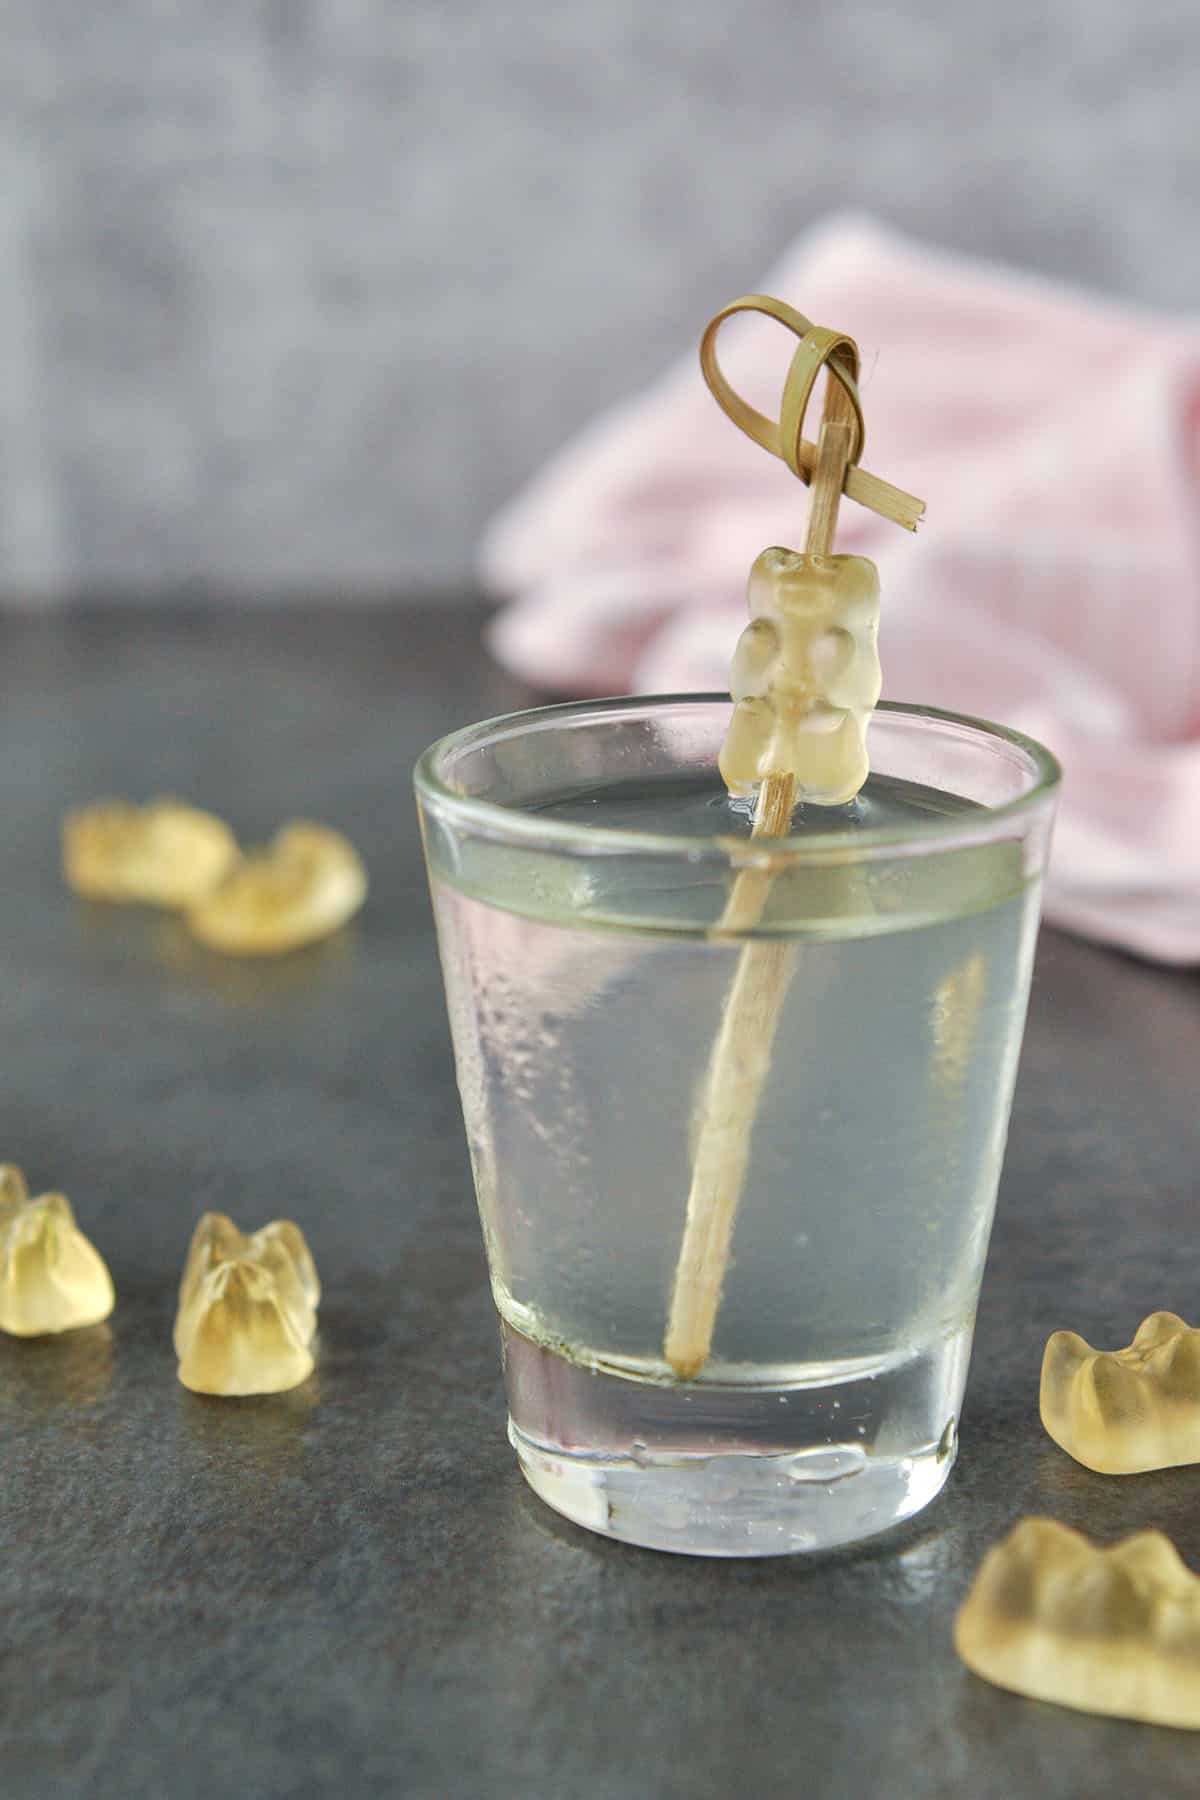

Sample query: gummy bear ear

[255,1220,321,1309]
[0,1166,29,1211]
[187,1212,244,1260]
[178,1212,246,1307]
[31,1192,76,1225]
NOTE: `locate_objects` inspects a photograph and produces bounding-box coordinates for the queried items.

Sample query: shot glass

[415,698,1060,1556]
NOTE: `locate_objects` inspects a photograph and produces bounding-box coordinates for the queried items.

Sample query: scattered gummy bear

[719,547,881,806]
[0,1165,115,1336]
[955,1516,1200,1730]
[174,1211,320,1396]
[1041,1311,1200,1474]
[63,799,238,907]
[186,822,367,956]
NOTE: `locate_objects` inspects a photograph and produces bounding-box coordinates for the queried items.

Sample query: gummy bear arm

[728,618,778,701]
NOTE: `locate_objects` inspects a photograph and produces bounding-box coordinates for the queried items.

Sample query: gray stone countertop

[1,606,1198,1799]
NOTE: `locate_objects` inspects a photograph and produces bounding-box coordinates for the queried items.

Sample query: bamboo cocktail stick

[663,301,923,1381]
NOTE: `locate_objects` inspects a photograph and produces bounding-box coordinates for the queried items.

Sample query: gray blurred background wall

[4,0,1198,603]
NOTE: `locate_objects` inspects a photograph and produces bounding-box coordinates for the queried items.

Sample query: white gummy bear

[719,548,881,806]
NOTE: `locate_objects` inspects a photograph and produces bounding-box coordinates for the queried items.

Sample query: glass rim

[414,695,1062,863]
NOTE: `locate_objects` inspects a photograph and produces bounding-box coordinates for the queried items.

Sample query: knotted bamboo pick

[663,297,925,1381]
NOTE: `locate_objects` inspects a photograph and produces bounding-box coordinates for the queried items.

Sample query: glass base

[503,1319,967,1557]
[512,1420,956,1557]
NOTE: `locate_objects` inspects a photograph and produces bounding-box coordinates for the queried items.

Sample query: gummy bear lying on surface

[186,823,367,956]
[64,804,367,956]
[0,1165,114,1336]
[62,799,238,907]
[1041,1311,1200,1474]
[955,1516,1200,1729]
[719,548,882,807]
[175,1212,320,1396]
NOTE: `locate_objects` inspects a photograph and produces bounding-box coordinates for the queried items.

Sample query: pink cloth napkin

[480,216,1200,964]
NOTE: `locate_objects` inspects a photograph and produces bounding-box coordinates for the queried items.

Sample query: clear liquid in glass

[431,770,1039,1554]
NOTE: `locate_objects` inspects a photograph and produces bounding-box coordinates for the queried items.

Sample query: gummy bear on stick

[662,297,923,1382]
[720,548,882,806]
